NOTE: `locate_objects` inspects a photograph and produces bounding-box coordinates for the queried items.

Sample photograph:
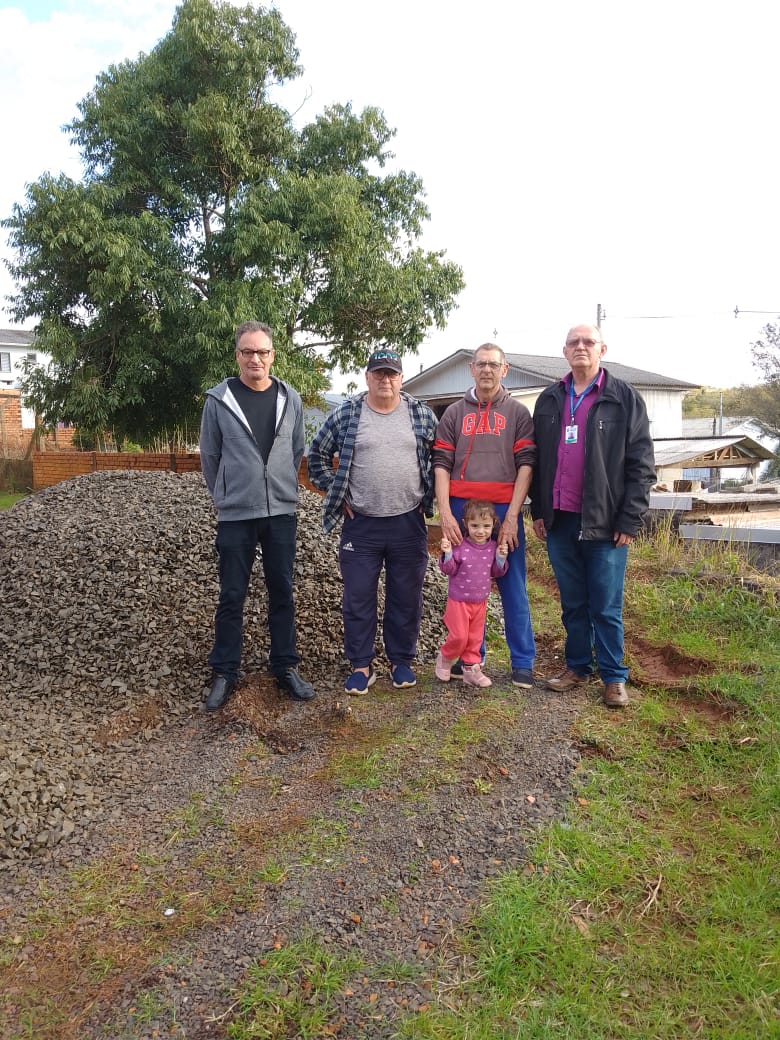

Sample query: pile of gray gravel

[0,471,449,865]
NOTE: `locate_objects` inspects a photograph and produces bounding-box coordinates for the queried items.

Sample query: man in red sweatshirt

[433,343,537,687]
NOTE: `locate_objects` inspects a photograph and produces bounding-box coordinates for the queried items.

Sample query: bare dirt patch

[626,635,715,688]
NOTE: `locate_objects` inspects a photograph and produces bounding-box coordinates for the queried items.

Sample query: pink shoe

[435,652,453,681]
[462,663,492,688]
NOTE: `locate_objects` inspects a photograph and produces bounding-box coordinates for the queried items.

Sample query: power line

[733,306,780,318]
[596,305,780,322]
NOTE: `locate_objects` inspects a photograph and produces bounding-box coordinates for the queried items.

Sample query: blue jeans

[339,509,429,668]
[545,510,628,684]
[208,515,299,682]
[450,498,535,670]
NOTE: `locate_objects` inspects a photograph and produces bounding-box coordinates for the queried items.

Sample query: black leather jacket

[530,369,656,540]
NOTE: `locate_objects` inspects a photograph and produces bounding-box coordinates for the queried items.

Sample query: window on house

[26,351,37,365]
[0,352,11,373]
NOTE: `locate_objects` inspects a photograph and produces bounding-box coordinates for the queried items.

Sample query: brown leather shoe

[545,668,590,691]
[603,682,629,708]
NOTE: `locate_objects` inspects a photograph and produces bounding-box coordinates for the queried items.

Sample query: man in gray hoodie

[199,321,316,710]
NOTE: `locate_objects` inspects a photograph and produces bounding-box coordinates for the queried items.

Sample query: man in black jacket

[530,324,655,707]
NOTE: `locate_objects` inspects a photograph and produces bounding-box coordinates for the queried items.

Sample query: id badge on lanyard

[567,373,599,447]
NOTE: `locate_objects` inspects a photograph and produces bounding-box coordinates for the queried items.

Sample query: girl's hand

[498,539,509,557]
[440,536,451,553]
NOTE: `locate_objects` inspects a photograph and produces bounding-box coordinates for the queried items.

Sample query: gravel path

[0,473,585,1039]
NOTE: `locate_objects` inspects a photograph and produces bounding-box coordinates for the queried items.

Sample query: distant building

[682,416,779,485]
[403,349,778,487]
[1,329,42,443]
[0,329,75,457]
[303,392,347,452]
[403,349,698,437]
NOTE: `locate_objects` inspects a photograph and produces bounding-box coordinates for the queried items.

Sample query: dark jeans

[338,509,429,668]
[208,514,299,682]
[545,510,629,684]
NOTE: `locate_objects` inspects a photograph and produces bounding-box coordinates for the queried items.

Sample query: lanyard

[568,373,600,422]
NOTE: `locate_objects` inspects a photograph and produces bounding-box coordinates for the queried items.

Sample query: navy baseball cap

[366,349,403,373]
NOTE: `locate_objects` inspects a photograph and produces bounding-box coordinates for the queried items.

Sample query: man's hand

[439,512,462,546]
[498,513,520,551]
[532,519,547,541]
[614,531,633,548]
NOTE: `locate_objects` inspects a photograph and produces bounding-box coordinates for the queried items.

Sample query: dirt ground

[0,625,725,1040]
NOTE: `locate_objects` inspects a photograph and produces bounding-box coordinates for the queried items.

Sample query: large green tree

[3,0,463,445]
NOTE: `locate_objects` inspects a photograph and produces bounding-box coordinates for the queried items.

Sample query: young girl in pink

[436,500,509,687]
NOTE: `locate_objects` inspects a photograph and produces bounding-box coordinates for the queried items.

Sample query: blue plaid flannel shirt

[307,391,438,533]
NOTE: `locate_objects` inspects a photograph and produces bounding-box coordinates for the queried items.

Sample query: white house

[402,350,780,487]
[0,328,44,431]
[0,328,38,388]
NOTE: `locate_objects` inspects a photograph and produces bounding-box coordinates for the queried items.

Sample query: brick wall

[31,451,323,492]
[0,390,77,458]
[32,451,202,489]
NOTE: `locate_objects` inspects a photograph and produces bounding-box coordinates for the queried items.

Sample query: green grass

[228,939,364,1039]
[397,673,778,1038]
[330,747,388,789]
[0,491,26,510]
[389,543,779,1040]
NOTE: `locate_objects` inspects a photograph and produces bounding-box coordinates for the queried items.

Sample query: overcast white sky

[2,0,779,389]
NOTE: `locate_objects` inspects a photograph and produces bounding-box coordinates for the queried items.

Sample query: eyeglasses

[238,348,273,359]
[565,338,601,348]
[472,361,504,370]
[370,369,401,379]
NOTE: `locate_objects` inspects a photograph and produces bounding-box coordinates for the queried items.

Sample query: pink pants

[441,598,487,664]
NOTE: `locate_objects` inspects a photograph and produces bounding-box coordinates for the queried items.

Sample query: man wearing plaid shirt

[308,349,437,695]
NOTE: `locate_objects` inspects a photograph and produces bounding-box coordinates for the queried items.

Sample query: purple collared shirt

[552,369,604,512]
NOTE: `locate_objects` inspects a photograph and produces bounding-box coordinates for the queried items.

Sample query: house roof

[503,352,698,389]
[683,416,780,439]
[653,436,775,469]
[0,329,35,348]
[403,349,698,396]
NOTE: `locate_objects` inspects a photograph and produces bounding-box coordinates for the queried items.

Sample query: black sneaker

[276,667,316,701]
[512,668,534,689]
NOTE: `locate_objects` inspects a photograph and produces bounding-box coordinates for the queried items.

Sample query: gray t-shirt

[348,399,424,517]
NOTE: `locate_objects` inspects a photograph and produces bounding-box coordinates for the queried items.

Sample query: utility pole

[596,303,605,330]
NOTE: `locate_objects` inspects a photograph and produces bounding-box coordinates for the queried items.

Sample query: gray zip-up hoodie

[199,377,304,522]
